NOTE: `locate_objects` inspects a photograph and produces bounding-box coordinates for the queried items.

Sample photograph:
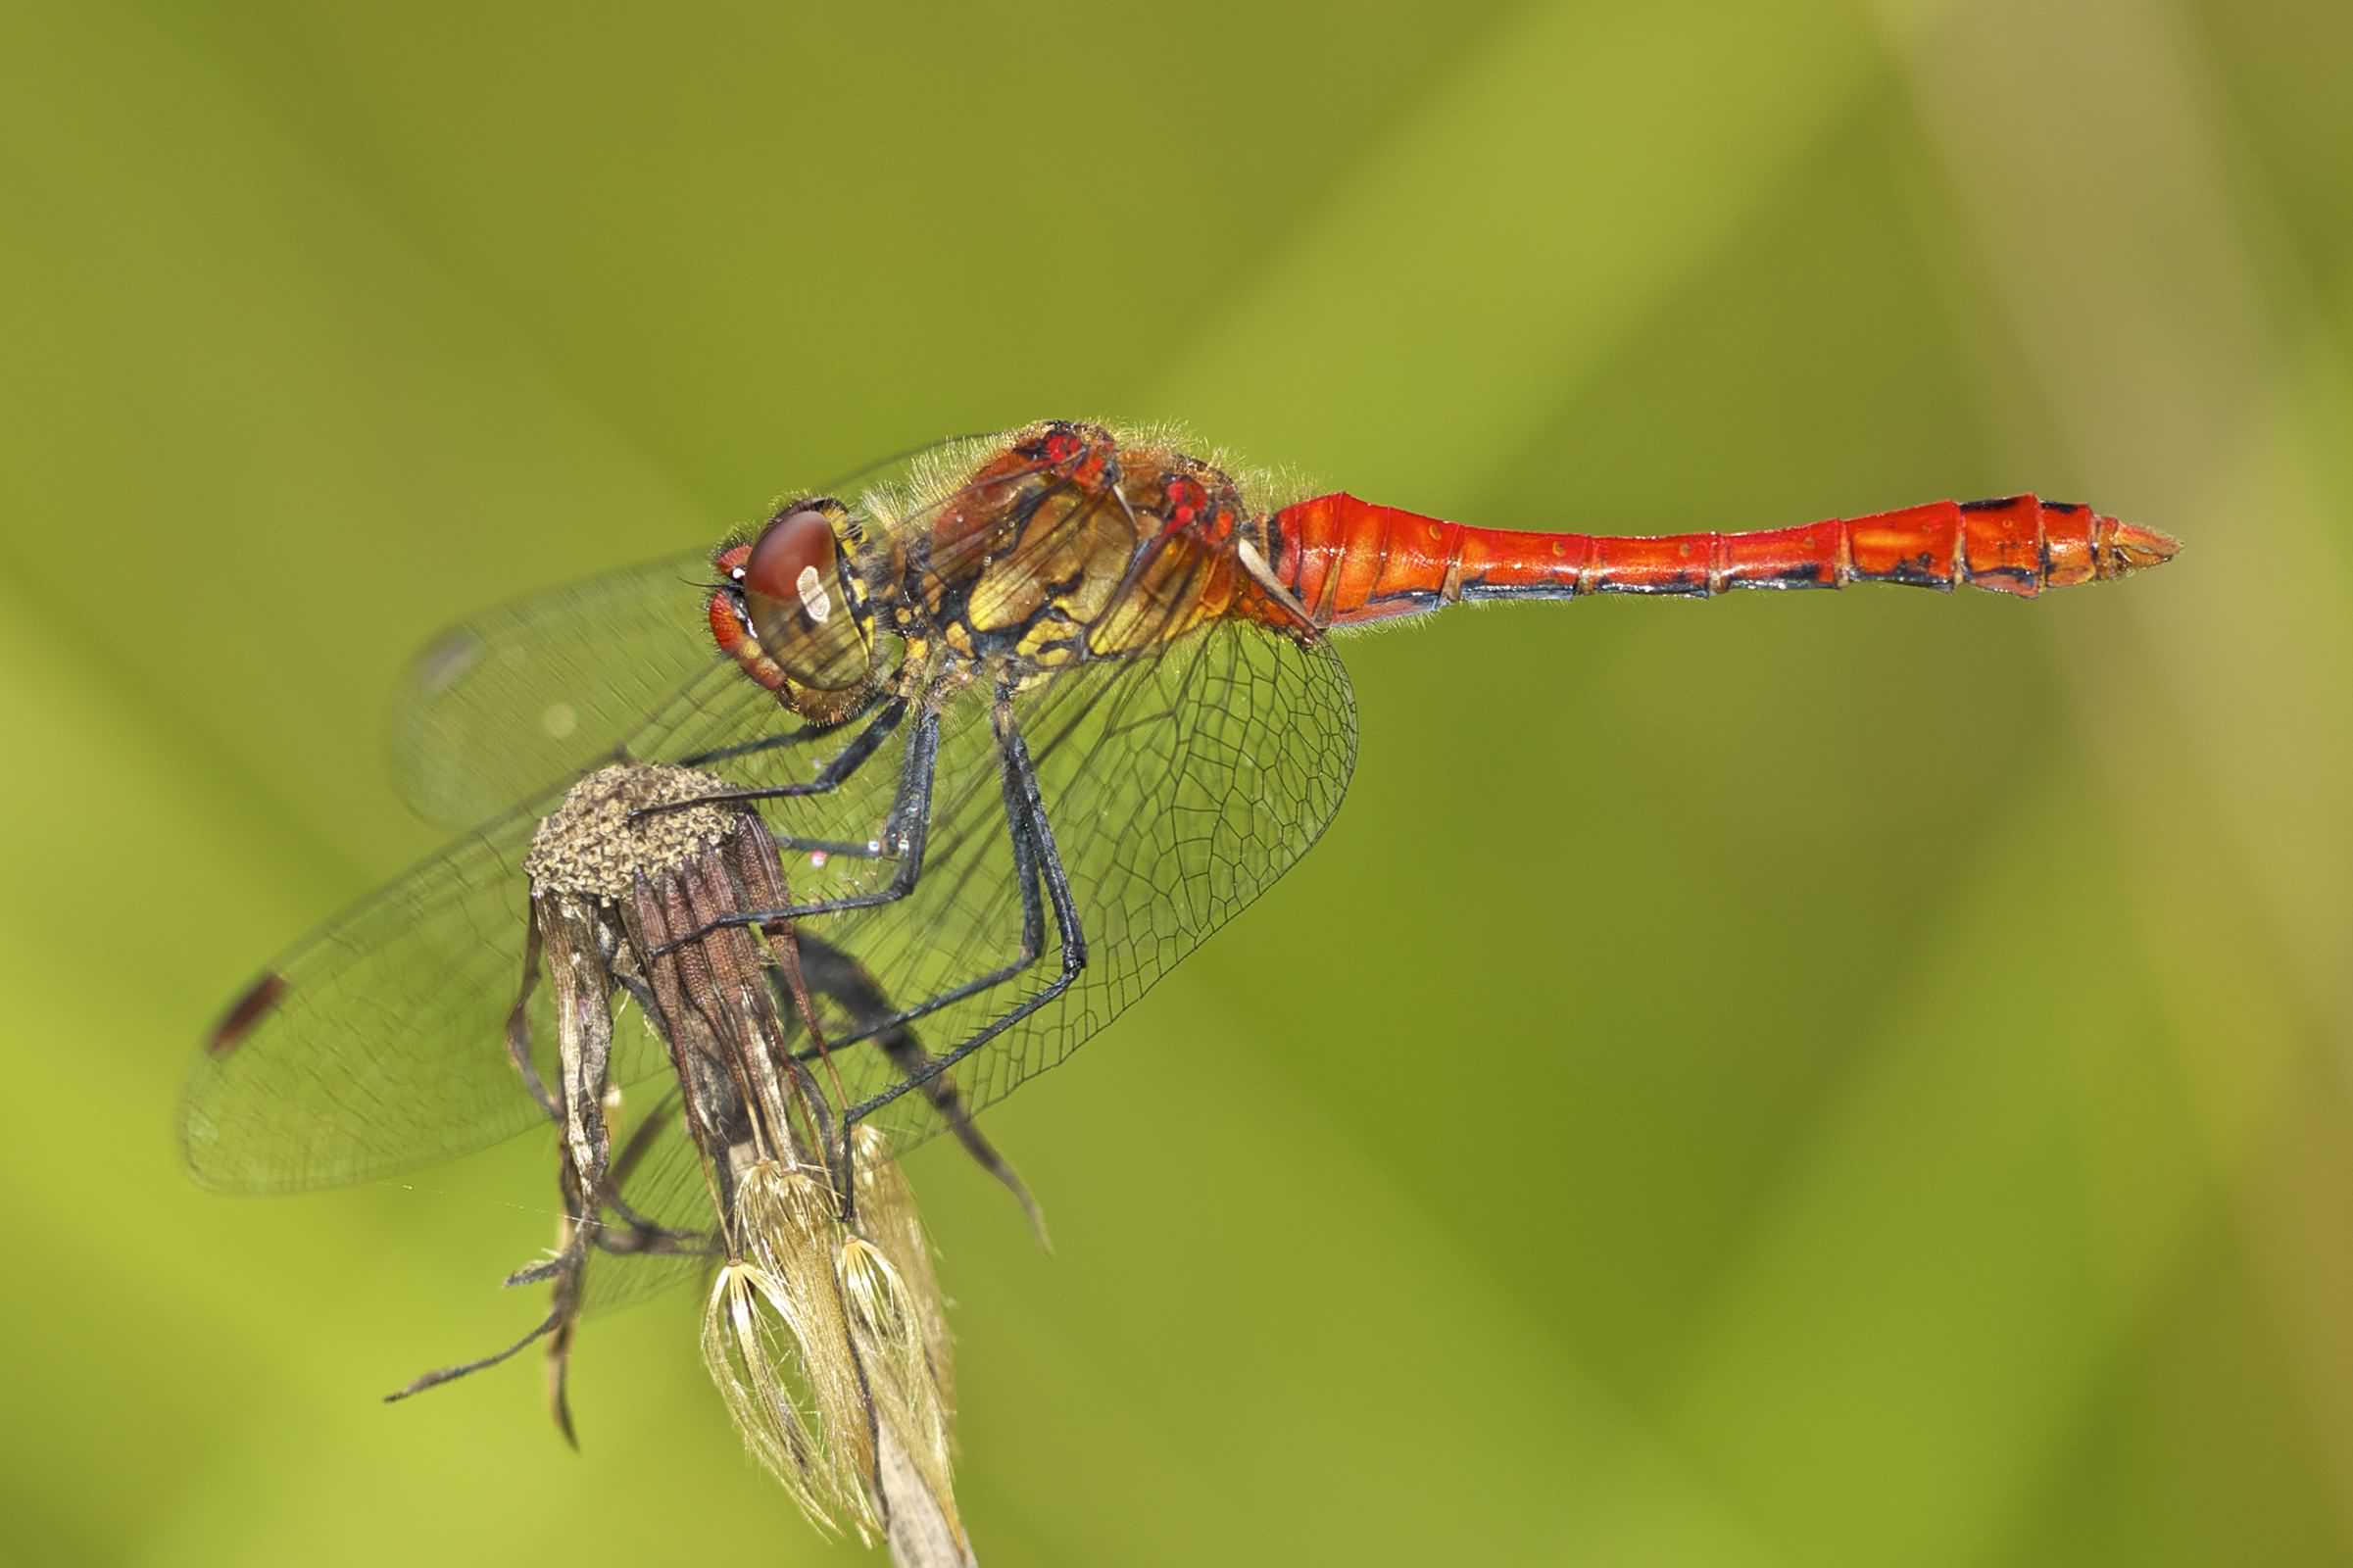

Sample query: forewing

[621,618,1357,1156]
[182,797,677,1193]
[392,433,1007,828]
[261,425,1352,1194]
[393,549,725,827]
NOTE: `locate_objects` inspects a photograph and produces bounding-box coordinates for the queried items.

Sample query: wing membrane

[181,791,680,1193]
[613,615,1357,1153]
[393,550,726,827]
[201,425,1357,1200]
[392,433,1006,827]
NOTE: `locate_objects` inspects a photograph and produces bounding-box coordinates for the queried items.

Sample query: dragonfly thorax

[906,422,1313,673]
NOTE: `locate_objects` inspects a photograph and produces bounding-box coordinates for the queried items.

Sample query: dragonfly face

[709,496,884,726]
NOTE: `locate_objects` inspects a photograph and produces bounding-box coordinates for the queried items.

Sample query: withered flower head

[396,762,971,1558]
[521,761,743,901]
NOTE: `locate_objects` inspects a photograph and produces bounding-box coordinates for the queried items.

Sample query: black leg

[798,691,1049,1054]
[650,704,943,956]
[648,695,907,815]
[838,690,1087,1137]
[784,930,1044,1239]
[676,669,897,771]
[787,635,1164,1059]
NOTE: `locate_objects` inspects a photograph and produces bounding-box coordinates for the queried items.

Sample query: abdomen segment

[1264,492,2181,629]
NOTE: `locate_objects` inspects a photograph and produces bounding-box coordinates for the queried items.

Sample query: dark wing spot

[209,972,288,1056]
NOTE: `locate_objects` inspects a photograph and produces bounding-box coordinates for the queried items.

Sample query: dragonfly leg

[675,671,897,771]
[648,703,945,955]
[640,693,907,820]
[799,699,1049,1055]
[789,655,1110,1066]
[836,689,1087,1152]
[785,930,1045,1242]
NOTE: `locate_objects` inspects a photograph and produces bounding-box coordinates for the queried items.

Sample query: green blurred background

[5,1,2350,1562]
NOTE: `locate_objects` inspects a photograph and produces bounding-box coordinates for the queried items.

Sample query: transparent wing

[393,549,726,828]
[572,1086,722,1316]
[868,621,1354,1146]
[201,424,1354,1201]
[613,614,1358,1157]
[393,433,999,827]
[180,790,681,1193]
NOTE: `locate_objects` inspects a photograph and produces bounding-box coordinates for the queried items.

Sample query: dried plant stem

[879,1419,978,1568]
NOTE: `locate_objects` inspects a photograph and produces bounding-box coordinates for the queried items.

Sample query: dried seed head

[524,762,744,904]
[854,1125,956,1420]
[841,1236,961,1550]
[697,1148,969,1547]
[704,1160,880,1538]
[702,1261,835,1530]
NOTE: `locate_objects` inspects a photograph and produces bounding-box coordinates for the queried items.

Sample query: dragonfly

[184,419,2181,1314]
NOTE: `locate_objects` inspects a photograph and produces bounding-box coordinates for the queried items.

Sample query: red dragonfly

[186,420,2179,1299]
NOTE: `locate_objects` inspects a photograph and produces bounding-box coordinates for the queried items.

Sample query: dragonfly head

[710,497,881,723]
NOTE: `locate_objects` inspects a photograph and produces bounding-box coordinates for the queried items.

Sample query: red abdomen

[1261,493,2180,630]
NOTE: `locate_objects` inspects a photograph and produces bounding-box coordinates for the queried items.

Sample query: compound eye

[741,507,839,611]
[740,504,872,692]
